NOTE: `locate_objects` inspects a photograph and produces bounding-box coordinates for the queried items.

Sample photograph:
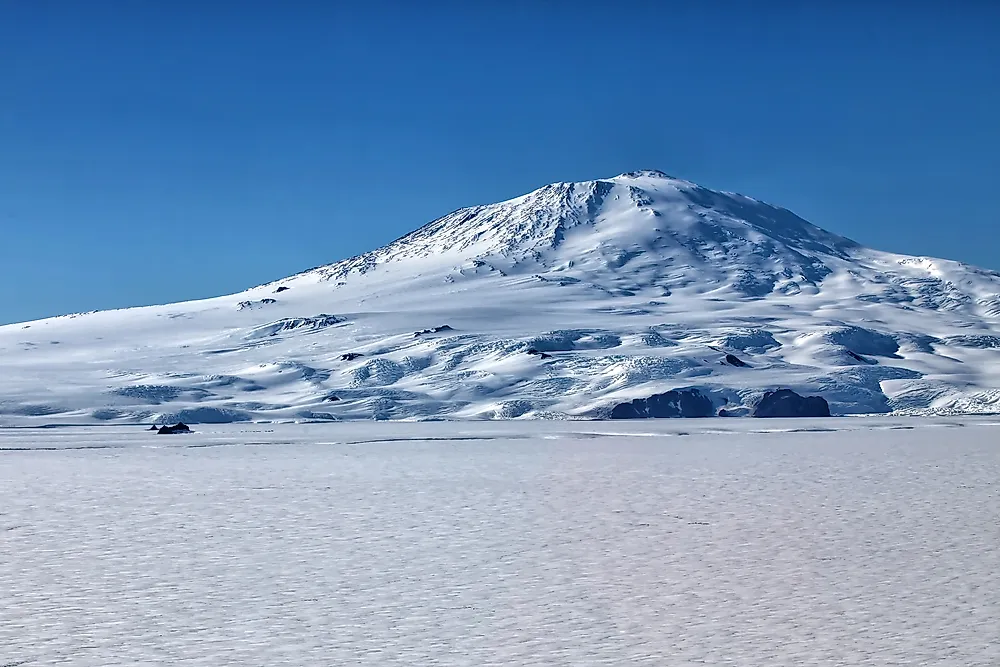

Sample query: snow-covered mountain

[2,170,999,424]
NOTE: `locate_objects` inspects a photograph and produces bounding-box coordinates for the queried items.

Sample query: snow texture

[1,419,998,665]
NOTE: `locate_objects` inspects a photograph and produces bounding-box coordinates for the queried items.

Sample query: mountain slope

[2,170,999,424]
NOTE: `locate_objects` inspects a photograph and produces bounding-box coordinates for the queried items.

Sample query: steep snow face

[1,171,999,423]
[311,171,862,300]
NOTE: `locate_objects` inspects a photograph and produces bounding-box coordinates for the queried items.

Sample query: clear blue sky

[1,3,998,324]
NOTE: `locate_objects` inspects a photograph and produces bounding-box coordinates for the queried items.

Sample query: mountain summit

[2,172,999,423]
[313,170,860,300]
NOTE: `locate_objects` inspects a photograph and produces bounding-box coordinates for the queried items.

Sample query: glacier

[1,169,998,424]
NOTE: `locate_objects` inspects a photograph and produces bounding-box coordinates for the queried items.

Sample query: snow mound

[825,326,900,357]
[714,328,781,353]
[525,330,622,352]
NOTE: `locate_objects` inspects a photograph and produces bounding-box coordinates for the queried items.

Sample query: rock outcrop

[414,325,454,337]
[752,389,830,418]
[156,422,192,434]
[610,388,714,419]
[724,353,749,367]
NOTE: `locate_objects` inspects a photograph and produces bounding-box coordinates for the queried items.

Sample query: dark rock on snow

[260,298,277,304]
[414,325,454,337]
[324,395,341,402]
[610,388,715,419]
[274,286,290,293]
[526,348,553,359]
[752,389,830,418]
[340,352,364,361]
[724,353,749,367]
[157,422,192,434]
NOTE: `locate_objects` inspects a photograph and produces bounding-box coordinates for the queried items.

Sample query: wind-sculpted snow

[824,326,900,357]
[714,328,781,353]
[244,314,345,339]
[155,406,252,424]
[1,170,998,423]
[2,420,998,664]
[946,334,1000,349]
[525,329,622,352]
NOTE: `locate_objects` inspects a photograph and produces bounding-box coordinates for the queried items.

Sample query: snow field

[2,419,999,665]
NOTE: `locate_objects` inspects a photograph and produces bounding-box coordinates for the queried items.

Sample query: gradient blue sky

[1,2,998,324]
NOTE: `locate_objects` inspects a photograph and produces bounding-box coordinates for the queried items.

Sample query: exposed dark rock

[274,286,290,293]
[147,425,158,431]
[260,298,277,305]
[526,348,553,359]
[340,352,364,361]
[610,388,715,419]
[246,314,344,339]
[237,300,253,310]
[414,325,454,337]
[724,353,749,367]
[752,389,831,418]
[157,422,192,434]
[325,395,341,402]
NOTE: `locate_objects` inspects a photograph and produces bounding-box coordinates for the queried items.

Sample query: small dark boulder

[610,388,715,419]
[752,389,830,418]
[340,352,363,361]
[260,298,277,305]
[274,286,290,293]
[157,422,192,434]
[325,395,341,402]
[724,353,749,367]
[526,348,552,359]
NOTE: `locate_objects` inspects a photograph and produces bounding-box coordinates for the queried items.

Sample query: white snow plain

[2,171,999,424]
[2,418,999,665]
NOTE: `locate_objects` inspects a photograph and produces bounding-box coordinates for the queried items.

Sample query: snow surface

[2,419,999,665]
[2,170,999,423]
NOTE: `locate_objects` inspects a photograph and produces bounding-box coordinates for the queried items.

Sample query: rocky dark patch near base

[752,389,831,418]
[610,388,714,419]
[156,422,192,434]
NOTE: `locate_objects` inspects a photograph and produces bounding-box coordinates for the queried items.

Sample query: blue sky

[1,3,998,324]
